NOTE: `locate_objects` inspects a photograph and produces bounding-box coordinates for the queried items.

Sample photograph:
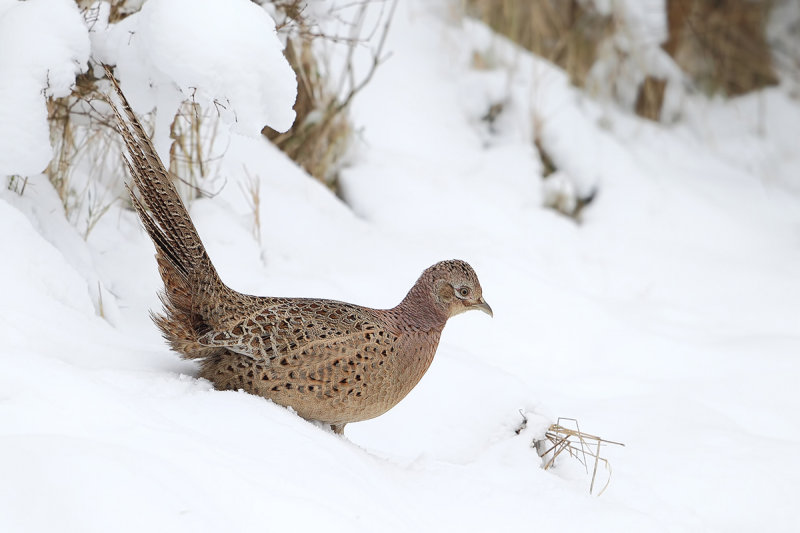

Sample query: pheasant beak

[472,298,493,317]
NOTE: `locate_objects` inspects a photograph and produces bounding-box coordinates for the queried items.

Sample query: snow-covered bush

[1,0,300,235]
[465,0,614,88]
[662,0,778,97]
[465,0,786,123]
[261,0,397,190]
[1,0,395,235]
[768,0,800,97]
[0,0,90,177]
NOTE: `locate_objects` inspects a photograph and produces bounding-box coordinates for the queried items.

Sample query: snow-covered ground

[1,0,799,531]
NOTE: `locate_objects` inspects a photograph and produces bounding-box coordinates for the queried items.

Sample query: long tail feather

[105,65,217,283]
[106,65,227,359]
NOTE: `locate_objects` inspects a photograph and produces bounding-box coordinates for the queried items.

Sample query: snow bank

[93,0,296,157]
[0,0,89,175]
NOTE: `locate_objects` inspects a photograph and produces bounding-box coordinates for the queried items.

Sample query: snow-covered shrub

[6,0,395,238]
[262,0,397,191]
[466,0,786,123]
[662,0,778,97]
[584,1,686,123]
[45,70,124,238]
[465,0,614,88]
[768,0,800,97]
[0,0,90,177]
[2,0,304,236]
[463,0,688,123]
[260,8,355,191]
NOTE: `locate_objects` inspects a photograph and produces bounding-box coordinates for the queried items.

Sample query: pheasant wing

[197,299,395,364]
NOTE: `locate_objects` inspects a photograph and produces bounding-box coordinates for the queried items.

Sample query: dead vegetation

[465,0,613,88]
[42,2,147,237]
[537,418,624,496]
[167,100,225,201]
[263,0,397,192]
[261,35,353,190]
[465,0,783,220]
[664,0,778,97]
[240,167,262,243]
[36,0,787,235]
[6,175,28,196]
[39,0,395,236]
[76,0,139,22]
[518,414,624,496]
[40,0,396,237]
[45,70,124,239]
[466,0,781,122]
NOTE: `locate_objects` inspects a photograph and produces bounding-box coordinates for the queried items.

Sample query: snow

[91,0,296,161]
[2,0,800,531]
[0,0,89,175]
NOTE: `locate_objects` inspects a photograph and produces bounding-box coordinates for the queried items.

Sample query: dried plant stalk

[465,0,613,87]
[535,417,624,496]
[264,0,397,191]
[241,167,262,243]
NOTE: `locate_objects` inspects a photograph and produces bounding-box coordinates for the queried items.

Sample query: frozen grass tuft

[534,417,624,496]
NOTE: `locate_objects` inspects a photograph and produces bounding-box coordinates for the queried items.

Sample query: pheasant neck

[393,282,449,332]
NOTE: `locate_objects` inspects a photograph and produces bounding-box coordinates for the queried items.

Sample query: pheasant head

[428,259,492,318]
[398,260,492,329]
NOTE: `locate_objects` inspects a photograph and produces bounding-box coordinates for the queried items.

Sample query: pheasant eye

[458,287,470,297]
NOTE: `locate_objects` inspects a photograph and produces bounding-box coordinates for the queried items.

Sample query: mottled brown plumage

[106,67,492,434]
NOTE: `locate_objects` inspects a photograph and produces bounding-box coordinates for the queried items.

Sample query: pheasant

[106,68,492,434]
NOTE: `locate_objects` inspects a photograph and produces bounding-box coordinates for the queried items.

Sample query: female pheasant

[107,68,492,434]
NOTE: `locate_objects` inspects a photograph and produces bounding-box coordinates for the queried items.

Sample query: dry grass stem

[241,167,262,243]
[664,0,778,96]
[168,100,224,202]
[6,175,28,195]
[535,417,624,496]
[264,0,397,190]
[46,71,127,239]
[465,0,613,87]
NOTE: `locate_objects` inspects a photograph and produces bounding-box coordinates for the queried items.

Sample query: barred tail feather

[105,66,217,282]
[105,65,224,359]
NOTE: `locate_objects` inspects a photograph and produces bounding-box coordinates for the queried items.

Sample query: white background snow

[1,0,799,531]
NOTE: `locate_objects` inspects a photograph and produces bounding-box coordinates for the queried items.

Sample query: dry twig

[535,417,624,496]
